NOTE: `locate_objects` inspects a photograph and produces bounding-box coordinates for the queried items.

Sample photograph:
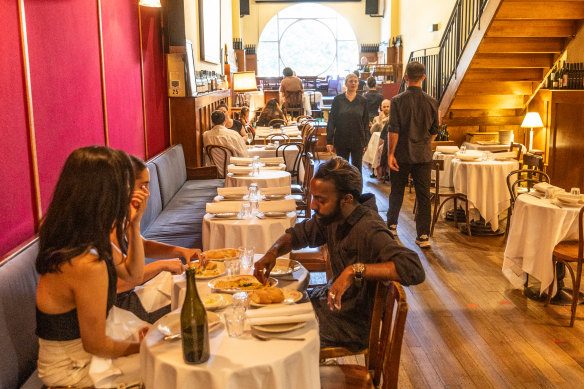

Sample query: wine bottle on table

[181,266,210,364]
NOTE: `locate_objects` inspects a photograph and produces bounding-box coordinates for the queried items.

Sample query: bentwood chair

[509,142,524,161]
[276,142,304,185]
[265,133,290,144]
[319,281,408,389]
[283,90,304,119]
[545,206,584,327]
[204,144,233,178]
[522,152,544,171]
[269,118,286,128]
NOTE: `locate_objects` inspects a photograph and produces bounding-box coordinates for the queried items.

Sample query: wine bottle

[181,266,210,364]
[552,65,559,89]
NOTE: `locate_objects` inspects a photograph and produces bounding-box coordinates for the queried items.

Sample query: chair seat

[320,364,374,389]
[553,240,580,261]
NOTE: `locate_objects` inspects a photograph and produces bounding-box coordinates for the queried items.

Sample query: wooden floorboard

[327,164,584,389]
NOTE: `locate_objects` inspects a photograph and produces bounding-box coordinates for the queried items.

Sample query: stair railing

[399,0,489,101]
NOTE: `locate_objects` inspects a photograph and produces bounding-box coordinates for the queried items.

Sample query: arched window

[257,3,358,77]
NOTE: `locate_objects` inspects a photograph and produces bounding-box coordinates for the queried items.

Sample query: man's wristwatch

[353,263,366,287]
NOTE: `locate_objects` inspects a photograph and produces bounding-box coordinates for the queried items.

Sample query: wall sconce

[139,0,161,7]
[521,112,543,151]
[232,71,257,107]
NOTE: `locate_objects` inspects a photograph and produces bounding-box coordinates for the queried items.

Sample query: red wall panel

[102,0,145,158]
[25,0,105,210]
[0,0,36,257]
[141,7,169,158]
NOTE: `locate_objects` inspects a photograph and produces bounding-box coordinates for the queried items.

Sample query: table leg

[523,263,584,306]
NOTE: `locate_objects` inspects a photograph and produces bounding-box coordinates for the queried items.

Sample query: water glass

[239,246,254,271]
[571,187,581,196]
[460,145,467,154]
[225,258,241,276]
[239,203,251,219]
[232,292,250,311]
[248,185,258,200]
[274,140,280,148]
[224,306,245,338]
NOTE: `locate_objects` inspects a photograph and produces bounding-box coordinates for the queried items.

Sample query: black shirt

[326,93,369,149]
[227,119,243,135]
[364,90,383,121]
[388,86,439,164]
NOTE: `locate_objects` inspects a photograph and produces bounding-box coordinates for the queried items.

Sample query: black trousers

[387,162,432,237]
[336,143,364,174]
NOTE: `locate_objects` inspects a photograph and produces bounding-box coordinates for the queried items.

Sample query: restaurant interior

[2,0,584,388]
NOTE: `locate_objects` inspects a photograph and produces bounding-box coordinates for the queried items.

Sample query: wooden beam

[450,95,527,109]
[472,53,553,68]
[478,37,565,53]
[487,20,576,37]
[496,2,584,19]
[457,81,536,95]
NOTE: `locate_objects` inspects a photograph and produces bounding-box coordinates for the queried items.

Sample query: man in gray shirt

[255,157,424,351]
[386,62,439,248]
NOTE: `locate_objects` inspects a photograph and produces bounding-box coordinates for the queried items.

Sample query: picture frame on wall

[199,0,221,64]
[185,40,197,96]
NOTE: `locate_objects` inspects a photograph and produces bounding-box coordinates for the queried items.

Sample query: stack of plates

[556,193,584,207]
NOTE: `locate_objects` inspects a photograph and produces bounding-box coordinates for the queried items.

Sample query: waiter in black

[386,61,438,248]
[326,73,369,174]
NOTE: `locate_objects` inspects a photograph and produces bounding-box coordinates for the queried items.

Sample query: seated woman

[256,98,287,127]
[217,103,246,137]
[115,156,204,324]
[36,146,148,387]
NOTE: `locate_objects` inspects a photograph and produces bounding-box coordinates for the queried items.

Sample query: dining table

[502,193,583,298]
[224,170,291,189]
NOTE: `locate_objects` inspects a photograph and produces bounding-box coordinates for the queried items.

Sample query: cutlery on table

[251,331,304,342]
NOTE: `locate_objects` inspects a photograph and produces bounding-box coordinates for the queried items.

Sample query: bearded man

[254,157,424,351]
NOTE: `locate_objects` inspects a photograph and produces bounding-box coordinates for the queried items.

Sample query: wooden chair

[509,142,524,161]
[522,152,544,171]
[319,281,409,389]
[204,144,233,178]
[296,115,313,123]
[283,90,304,119]
[276,142,304,185]
[269,118,287,128]
[429,159,472,237]
[545,206,584,327]
[290,155,314,218]
[265,133,290,144]
[505,169,550,240]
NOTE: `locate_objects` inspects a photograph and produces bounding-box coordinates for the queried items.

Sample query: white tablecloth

[363,132,382,167]
[225,170,291,189]
[463,142,510,152]
[202,212,297,252]
[502,194,582,295]
[142,264,320,389]
[432,152,456,188]
[452,158,519,231]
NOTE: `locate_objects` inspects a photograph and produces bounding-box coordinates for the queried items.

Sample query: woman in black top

[326,73,369,174]
[364,77,383,123]
[217,103,245,137]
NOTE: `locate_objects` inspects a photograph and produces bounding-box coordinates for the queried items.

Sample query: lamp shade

[521,112,543,128]
[232,72,258,92]
[139,0,161,7]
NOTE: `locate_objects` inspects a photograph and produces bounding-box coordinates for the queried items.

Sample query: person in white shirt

[370,99,390,134]
[203,110,249,177]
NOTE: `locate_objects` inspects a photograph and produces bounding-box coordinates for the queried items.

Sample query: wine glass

[247,131,254,145]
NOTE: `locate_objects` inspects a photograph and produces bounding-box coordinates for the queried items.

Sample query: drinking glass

[239,246,254,271]
[460,145,467,154]
[247,131,253,145]
[571,188,581,196]
[224,306,245,338]
[225,258,241,276]
[239,203,251,219]
[232,292,250,311]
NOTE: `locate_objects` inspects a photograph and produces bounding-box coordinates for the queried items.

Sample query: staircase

[403,0,584,136]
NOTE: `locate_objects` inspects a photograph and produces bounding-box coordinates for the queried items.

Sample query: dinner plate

[203,248,240,261]
[189,261,225,279]
[202,293,233,310]
[258,211,288,218]
[251,321,306,333]
[220,195,246,201]
[264,194,287,201]
[232,161,252,166]
[211,213,239,219]
[269,258,301,276]
[263,162,283,167]
[208,274,278,294]
[249,289,303,307]
[157,310,221,337]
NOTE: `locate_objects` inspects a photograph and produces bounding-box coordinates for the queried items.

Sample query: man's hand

[253,252,278,284]
[327,266,354,311]
[326,144,334,153]
[178,248,203,266]
[388,154,399,171]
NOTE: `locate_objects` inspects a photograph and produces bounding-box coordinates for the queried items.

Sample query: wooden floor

[330,165,584,389]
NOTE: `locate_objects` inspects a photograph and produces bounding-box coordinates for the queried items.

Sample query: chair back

[506,169,550,203]
[205,144,234,178]
[296,115,313,123]
[276,142,303,185]
[269,118,286,128]
[522,152,544,171]
[509,142,524,160]
[431,159,445,191]
[368,282,409,389]
[265,133,290,144]
[284,90,303,108]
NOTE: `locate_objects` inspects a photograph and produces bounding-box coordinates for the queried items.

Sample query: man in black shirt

[386,62,439,248]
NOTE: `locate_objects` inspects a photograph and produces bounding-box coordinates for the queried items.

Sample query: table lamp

[521,112,543,151]
[232,71,257,107]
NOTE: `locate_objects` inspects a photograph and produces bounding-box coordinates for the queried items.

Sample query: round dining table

[225,170,291,189]
[503,193,582,296]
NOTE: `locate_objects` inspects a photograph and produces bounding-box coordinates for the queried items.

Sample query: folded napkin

[255,128,272,137]
[260,186,292,195]
[230,157,253,165]
[206,202,242,214]
[533,182,560,193]
[282,125,299,131]
[261,165,286,171]
[435,146,459,154]
[246,302,314,326]
[492,151,517,160]
[132,272,173,312]
[455,150,483,160]
[217,187,248,196]
[259,199,296,213]
[227,165,252,174]
[260,157,285,164]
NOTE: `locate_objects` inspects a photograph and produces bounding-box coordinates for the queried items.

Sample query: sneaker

[388,224,397,237]
[416,235,431,248]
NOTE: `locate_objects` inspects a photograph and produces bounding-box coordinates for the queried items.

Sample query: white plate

[190,261,225,279]
[269,258,301,276]
[252,322,306,333]
[249,289,303,307]
[203,248,240,261]
[557,199,583,207]
[263,162,283,166]
[157,310,221,337]
[202,293,233,310]
[264,194,287,201]
[220,195,246,201]
[208,275,278,294]
[211,213,239,219]
[258,211,288,218]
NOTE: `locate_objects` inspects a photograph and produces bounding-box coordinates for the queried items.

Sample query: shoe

[388,224,397,237]
[416,235,431,248]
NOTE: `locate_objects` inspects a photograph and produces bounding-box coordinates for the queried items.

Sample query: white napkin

[132,272,173,312]
[230,157,253,165]
[246,302,314,326]
[492,151,517,160]
[206,202,242,214]
[533,182,560,193]
[227,165,252,174]
[259,199,296,213]
[261,165,286,171]
[260,186,292,195]
[435,146,459,154]
[260,157,285,164]
[217,187,248,196]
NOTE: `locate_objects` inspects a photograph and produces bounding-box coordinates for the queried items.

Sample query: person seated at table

[35,146,148,387]
[370,99,390,134]
[256,98,288,127]
[204,110,249,176]
[280,67,304,109]
[114,155,204,324]
[254,157,425,352]
[364,77,383,124]
[354,70,366,91]
[217,103,246,137]
[240,106,251,128]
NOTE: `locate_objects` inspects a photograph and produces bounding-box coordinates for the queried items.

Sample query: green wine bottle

[181,267,210,364]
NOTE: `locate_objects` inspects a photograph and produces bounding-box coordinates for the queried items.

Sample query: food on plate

[212,275,274,291]
[250,287,285,304]
[204,248,239,260]
[191,261,222,277]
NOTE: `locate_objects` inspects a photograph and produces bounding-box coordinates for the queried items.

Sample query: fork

[251,331,304,342]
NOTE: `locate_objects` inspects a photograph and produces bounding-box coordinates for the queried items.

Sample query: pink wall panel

[141,7,169,158]
[102,0,145,159]
[25,0,105,210]
[0,0,36,257]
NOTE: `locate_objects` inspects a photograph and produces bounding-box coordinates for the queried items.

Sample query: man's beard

[315,198,343,225]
